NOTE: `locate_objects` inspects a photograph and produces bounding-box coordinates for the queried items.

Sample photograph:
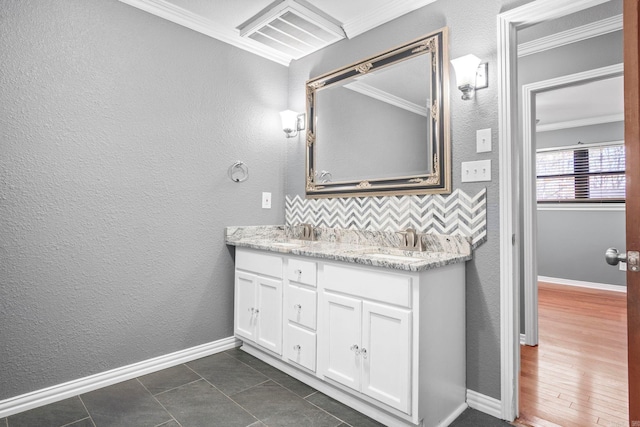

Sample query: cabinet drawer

[322,263,412,308]
[287,258,317,286]
[284,324,316,372]
[286,284,317,330]
[236,249,283,279]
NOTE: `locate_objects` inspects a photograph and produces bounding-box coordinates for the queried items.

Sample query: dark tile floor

[2,348,512,427]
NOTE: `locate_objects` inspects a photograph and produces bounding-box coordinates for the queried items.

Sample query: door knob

[605,248,626,266]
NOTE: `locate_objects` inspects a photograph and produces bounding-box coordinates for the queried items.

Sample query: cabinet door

[361,301,412,413]
[235,271,257,341]
[319,292,361,391]
[255,276,283,355]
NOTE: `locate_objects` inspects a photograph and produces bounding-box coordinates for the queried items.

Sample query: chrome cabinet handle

[295,269,303,276]
[293,304,302,311]
[361,347,368,359]
[350,344,360,355]
[293,344,301,352]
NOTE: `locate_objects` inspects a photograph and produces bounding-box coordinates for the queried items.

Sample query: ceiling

[117,0,438,65]
[536,76,624,132]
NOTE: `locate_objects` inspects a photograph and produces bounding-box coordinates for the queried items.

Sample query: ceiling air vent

[237,0,345,61]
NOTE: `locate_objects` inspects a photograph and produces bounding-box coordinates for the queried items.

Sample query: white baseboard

[538,275,626,293]
[440,402,468,427]
[0,336,240,419]
[520,333,526,345]
[466,389,502,419]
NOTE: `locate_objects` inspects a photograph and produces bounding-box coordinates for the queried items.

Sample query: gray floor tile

[1,419,6,427]
[232,381,341,427]
[187,353,268,396]
[305,392,384,427]
[63,418,95,427]
[155,379,256,427]
[449,408,512,427]
[155,421,180,427]
[224,349,316,398]
[80,379,171,427]
[138,364,202,395]
[7,396,89,427]
[247,422,266,427]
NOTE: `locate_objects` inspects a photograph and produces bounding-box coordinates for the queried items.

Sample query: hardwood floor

[517,282,628,427]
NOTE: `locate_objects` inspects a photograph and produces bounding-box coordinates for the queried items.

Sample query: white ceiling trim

[536,113,623,132]
[119,0,440,65]
[118,0,292,65]
[342,0,439,38]
[518,14,622,57]
[344,81,428,116]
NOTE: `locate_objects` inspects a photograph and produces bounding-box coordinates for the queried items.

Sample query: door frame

[521,64,625,347]
[496,0,614,420]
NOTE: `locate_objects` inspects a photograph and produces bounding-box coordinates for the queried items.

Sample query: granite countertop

[225,225,472,272]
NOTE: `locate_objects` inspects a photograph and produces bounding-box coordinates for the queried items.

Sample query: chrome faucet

[399,227,425,251]
[299,223,315,241]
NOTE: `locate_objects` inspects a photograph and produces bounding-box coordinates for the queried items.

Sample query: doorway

[495,0,633,421]
[521,66,625,347]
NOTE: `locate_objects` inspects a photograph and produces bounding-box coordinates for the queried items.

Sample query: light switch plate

[476,128,492,153]
[262,192,272,209]
[461,159,491,182]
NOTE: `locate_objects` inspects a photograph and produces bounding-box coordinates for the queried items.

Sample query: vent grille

[238,1,345,61]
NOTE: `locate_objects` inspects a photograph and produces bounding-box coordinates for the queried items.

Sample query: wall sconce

[280,110,305,138]
[450,54,488,100]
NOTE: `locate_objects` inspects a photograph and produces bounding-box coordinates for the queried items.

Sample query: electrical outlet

[476,128,492,153]
[461,159,491,182]
[262,192,272,209]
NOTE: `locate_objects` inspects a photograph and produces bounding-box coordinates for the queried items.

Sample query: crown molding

[518,14,622,57]
[118,0,292,66]
[119,0,442,65]
[344,81,428,116]
[342,0,438,39]
[536,113,623,132]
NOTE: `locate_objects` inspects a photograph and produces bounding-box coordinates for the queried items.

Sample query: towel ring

[228,161,248,183]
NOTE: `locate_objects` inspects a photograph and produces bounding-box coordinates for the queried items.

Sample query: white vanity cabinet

[233,246,466,427]
[319,264,412,413]
[234,249,283,355]
[283,257,318,372]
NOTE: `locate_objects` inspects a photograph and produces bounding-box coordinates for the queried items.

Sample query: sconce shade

[280,110,299,133]
[451,54,481,87]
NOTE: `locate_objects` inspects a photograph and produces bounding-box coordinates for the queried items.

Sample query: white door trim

[496,0,613,420]
[521,64,624,347]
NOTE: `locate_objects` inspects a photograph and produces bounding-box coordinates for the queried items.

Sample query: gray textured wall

[537,209,626,285]
[287,0,533,401]
[0,0,287,400]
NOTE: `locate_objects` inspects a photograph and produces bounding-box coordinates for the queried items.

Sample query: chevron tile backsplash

[285,189,487,246]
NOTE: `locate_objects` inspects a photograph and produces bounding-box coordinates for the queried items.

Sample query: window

[536,141,625,202]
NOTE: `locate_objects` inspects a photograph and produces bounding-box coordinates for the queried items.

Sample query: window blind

[536,141,625,202]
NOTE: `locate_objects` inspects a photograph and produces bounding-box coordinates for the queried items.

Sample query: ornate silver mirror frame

[305,28,450,198]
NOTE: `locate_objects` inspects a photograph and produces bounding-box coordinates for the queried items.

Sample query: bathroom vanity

[226,226,471,427]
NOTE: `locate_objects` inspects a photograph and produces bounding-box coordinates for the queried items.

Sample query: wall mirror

[305,28,450,198]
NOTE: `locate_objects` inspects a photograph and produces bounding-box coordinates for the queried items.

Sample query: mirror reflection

[315,52,432,182]
[305,28,451,198]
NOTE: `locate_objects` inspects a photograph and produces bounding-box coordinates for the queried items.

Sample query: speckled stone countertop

[225,225,472,272]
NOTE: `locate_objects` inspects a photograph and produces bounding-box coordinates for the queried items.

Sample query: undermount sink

[363,252,425,262]
[271,242,304,248]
